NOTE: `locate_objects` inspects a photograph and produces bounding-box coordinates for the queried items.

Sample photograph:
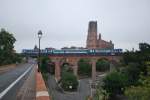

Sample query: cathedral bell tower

[86,21,98,49]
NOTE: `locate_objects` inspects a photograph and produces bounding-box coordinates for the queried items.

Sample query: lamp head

[38,30,42,38]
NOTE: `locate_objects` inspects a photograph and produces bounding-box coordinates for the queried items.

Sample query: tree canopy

[96,42,150,100]
[102,71,128,97]
[78,58,92,76]
[0,29,19,65]
[96,59,110,72]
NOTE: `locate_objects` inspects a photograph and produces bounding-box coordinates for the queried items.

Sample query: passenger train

[22,48,123,56]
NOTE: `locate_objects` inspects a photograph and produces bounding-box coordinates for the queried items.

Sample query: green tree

[0,28,17,65]
[125,86,150,100]
[121,63,141,86]
[96,59,110,72]
[139,43,150,53]
[122,43,150,76]
[123,51,140,65]
[61,71,78,91]
[40,56,51,73]
[102,71,128,97]
[78,59,92,76]
[125,75,150,100]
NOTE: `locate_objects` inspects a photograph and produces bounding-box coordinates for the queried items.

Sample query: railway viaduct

[49,55,122,82]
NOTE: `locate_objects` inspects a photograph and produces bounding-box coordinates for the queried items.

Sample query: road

[0,63,36,100]
[47,74,91,100]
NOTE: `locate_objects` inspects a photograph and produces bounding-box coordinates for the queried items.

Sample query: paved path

[17,64,36,100]
[47,74,91,100]
[0,63,36,100]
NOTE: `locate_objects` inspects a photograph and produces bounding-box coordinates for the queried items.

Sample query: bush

[61,72,78,91]
[121,63,141,86]
[40,56,51,73]
[61,63,73,73]
[125,74,150,100]
[102,71,128,97]
[78,59,92,76]
[125,86,150,100]
[96,59,110,72]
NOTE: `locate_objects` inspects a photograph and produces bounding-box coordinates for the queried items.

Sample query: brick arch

[96,57,109,61]
[96,57,110,72]
[49,56,122,81]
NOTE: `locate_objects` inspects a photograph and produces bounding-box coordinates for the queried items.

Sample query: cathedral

[86,21,114,49]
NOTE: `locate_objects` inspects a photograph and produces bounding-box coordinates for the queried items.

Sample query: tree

[139,43,150,62]
[40,56,51,73]
[78,59,92,76]
[125,75,150,100]
[102,71,128,97]
[96,59,110,72]
[139,43,150,53]
[123,51,140,65]
[121,63,141,86]
[122,43,150,76]
[125,86,150,100]
[0,28,17,65]
[61,71,78,91]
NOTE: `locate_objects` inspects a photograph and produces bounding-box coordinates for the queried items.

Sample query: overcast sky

[0,0,150,52]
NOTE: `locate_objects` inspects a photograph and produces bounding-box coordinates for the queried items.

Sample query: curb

[36,66,50,100]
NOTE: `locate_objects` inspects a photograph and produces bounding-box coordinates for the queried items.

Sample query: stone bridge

[49,55,122,82]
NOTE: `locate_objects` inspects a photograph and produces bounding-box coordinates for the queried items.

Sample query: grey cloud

[0,0,150,52]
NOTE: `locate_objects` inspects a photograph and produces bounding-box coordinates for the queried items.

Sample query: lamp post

[110,52,115,72]
[38,30,42,72]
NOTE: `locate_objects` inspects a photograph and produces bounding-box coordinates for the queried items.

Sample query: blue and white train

[22,48,123,56]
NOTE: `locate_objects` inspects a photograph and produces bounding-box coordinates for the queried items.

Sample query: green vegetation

[94,85,109,100]
[121,63,141,86]
[0,28,22,66]
[94,42,150,100]
[40,56,51,73]
[60,63,78,91]
[40,56,52,83]
[61,71,78,91]
[96,58,110,72]
[125,74,150,100]
[78,59,92,76]
[61,63,73,73]
[102,71,128,97]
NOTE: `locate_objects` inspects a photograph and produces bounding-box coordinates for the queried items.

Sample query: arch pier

[50,56,121,82]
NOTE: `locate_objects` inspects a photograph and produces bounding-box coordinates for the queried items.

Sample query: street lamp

[38,30,42,72]
[110,52,115,72]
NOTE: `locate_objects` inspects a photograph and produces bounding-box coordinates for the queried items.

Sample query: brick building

[86,21,114,49]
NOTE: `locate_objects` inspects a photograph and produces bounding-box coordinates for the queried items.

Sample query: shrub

[96,59,110,72]
[61,72,78,91]
[125,74,150,100]
[78,59,92,76]
[121,63,141,86]
[40,56,51,73]
[125,86,150,100]
[102,71,128,97]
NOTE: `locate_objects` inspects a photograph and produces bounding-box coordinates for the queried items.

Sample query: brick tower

[86,21,114,49]
[86,21,98,49]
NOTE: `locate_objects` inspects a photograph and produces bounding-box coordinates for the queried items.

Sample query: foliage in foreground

[102,71,128,97]
[94,85,109,100]
[121,63,141,86]
[125,75,150,100]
